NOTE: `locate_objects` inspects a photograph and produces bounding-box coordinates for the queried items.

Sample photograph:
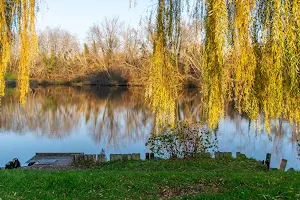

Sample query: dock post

[280,159,287,171]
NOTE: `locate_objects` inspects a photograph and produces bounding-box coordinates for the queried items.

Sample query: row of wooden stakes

[73,154,106,163]
[216,152,289,171]
[73,152,290,171]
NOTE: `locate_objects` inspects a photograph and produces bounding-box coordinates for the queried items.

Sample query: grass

[0,157,299,199]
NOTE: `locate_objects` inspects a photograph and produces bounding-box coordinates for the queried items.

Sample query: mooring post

[266,153,272,170]
[146,153,150,160]
[280,159,287,171]
[150,153,155,160]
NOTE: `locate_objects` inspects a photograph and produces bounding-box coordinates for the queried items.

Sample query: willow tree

[0,0,37,104]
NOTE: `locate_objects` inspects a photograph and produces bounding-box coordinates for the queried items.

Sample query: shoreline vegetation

[0,157,299,199]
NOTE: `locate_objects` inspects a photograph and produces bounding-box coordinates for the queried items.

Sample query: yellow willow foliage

[145,0,182,132]
[0,1,11,97]
[230,0,258,118]
[0,0,37,104]
[284,0,300,93]
[18,0,38,105]
[202,0,228,128]
[259,0,285,132]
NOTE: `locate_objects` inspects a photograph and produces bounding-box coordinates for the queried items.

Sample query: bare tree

[88,17,123,68]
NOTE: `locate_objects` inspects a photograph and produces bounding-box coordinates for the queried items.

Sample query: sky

[36,0,154,43]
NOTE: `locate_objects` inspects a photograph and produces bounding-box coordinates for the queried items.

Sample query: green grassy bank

[0,157,299,199]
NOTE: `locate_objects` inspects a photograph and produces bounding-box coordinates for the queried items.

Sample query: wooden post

[122,154,128,162]
[132,153,140,160]
[150,153,155,160]
[73,154,79,163]
[280,159,287,171]
[219,152,224,158]
[127,154,132,160]
[146,153,150,160]
[202,152,211,158]
[266,153,272,170]
[110,154,115,161]
[92,154,97,162]
[98,154,106,162]
[224,152,232,158]
[117,154,123,161]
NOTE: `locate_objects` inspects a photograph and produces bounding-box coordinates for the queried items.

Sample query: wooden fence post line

[266,153,272,170]
[280,159,287,171]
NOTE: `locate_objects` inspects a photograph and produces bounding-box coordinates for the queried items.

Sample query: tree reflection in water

[0,86,299,150]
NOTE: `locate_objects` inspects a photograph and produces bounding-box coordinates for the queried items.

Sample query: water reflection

[0,86,299,169]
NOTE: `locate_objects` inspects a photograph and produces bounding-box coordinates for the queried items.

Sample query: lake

[0,86,299,169]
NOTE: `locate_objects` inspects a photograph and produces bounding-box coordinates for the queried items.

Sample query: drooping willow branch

[0,0,37,104]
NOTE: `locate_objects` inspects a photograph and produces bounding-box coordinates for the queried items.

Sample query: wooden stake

[146,153,150,160]
[265,153,272,170]
[280,159,287,171]
[150,153,155,160]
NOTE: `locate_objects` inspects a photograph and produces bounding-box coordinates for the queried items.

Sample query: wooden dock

[26,153,84,167]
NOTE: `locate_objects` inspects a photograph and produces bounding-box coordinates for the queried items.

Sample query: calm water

[0,86,299,169]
